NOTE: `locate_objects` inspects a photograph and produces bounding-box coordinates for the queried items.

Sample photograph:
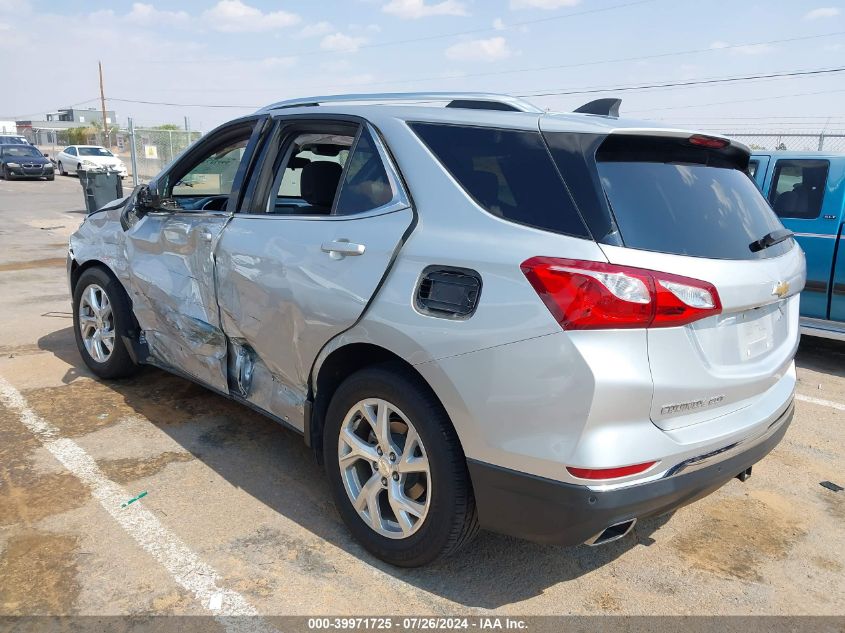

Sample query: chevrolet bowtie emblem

[772,281,790,298]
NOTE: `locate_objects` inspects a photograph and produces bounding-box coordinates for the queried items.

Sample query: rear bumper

[467,399,793,546]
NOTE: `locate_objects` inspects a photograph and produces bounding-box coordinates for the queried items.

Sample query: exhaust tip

[585,519,637,546]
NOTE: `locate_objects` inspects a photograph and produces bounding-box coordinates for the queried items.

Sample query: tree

[154,124,181,130]
[90,120,119,147]
[65,126,93,145]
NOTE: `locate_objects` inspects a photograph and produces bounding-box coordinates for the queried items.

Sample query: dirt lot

[0,175,843,619]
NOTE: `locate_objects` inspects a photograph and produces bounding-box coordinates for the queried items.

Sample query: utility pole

[98,61,109,148]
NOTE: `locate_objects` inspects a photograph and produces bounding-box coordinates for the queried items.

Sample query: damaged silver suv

[68,92,804,567]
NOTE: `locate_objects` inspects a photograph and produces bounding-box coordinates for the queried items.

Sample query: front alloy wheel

[78,283,115,363]
[338,398,431,539]
[72,267,139,379]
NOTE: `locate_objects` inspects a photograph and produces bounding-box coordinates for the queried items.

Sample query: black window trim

[767,157,831,221]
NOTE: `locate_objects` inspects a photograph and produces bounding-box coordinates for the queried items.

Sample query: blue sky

[0,0,843,132]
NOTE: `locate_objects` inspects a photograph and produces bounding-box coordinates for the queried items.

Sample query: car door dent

[125,210,231,391]
[216,205,415,430]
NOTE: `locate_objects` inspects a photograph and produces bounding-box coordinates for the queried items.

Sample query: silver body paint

[69,98,804,491]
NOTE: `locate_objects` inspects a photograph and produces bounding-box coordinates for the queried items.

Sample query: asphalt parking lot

[0,175,843,619]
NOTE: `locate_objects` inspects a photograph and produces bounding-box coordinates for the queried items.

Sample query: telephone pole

[98,61,109,148]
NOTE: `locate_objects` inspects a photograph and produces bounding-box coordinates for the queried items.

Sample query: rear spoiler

[573,98,622,118]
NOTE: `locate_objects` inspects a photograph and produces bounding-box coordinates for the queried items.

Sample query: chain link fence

[722,132,845,152]
[128,127,202,183]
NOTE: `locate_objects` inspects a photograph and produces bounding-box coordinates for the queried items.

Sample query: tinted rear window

[410,123,589,238]
[595,138,790,260]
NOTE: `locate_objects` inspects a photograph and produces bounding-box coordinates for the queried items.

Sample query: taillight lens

[688,134,730,149]
[521,257,721,330]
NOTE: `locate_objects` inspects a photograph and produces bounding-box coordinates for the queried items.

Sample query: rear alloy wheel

[324,365,478,567]
[338,398,432,540]
[72,267,139,379]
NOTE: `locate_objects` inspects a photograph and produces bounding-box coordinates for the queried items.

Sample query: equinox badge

[661,395,725,416]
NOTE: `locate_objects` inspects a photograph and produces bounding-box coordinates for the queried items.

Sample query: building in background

[15,107,117,145]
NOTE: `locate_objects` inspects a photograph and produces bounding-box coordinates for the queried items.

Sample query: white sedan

[55,145,128,178]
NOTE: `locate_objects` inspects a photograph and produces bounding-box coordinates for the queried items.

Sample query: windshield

[78,147,113,157]
[2,146,41,158]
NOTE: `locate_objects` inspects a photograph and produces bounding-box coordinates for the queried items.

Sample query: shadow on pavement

[39,325,670,608]
[795,335,845,379]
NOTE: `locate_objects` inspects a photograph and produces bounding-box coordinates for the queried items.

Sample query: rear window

[594,136,791,260]
[410,123,590,239]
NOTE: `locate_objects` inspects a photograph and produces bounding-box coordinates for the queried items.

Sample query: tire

[58,161,67,176]
[72,267,139,379]
[46,174,55,181]
[5,166,15,181]
[76,163,82,176]
[324,363,478,567]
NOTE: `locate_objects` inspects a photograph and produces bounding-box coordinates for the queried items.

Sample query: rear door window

[410,123,590,238]
[591,136,790,260]
[768,159,829,220]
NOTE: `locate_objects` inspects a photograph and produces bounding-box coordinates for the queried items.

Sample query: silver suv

[68,92,805,567]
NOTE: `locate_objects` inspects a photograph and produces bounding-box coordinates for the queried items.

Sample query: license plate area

[739,315,774,359]
[689,299,790,366]
[736,301,788,361]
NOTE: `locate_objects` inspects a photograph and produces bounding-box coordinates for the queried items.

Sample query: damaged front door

[125,119,261,392]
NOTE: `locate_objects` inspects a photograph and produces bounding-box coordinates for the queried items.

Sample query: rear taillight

[521,257,721,330]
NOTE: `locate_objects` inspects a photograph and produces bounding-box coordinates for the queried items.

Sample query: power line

[1,98,99,121]
[627,87,845,114]
[108,97,256,109]
[138,0,659,65]
[340,30,845,89]
[90,66,845,111]
[517,66,845,98]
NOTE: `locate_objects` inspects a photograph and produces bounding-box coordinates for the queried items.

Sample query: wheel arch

[308,342,463,465]
[70,258,118,294]
[70,258,139,338]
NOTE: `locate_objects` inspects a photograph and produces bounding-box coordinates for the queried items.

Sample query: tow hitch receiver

[736,466,752,482]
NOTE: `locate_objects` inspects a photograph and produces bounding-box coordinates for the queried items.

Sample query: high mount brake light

[521,257,721,330]
[688,134,730,149]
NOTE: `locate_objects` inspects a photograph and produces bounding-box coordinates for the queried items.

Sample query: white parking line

[795,393,845,412]
[0,375,277,633]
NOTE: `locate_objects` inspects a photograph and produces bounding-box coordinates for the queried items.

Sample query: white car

[56,145,127,178]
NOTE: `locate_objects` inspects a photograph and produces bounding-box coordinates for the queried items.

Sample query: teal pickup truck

[750,152,845,340]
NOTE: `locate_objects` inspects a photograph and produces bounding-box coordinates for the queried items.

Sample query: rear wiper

[749,229,794,253]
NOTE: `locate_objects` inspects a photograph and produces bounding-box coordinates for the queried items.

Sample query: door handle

[321,240,366,258]
[200,231,213,242]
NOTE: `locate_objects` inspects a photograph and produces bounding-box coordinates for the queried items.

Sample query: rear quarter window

[410,123,590,239]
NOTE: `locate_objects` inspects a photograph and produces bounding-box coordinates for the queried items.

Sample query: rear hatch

[543,128,805,430]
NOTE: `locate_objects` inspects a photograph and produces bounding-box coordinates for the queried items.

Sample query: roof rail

[257,92,542,114]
